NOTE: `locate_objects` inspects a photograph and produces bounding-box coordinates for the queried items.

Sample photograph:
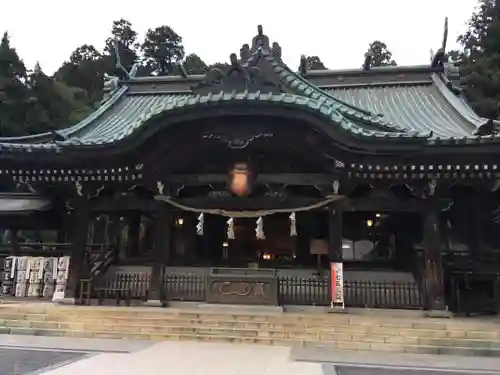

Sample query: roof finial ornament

[227,53,251,82]
[251,25,270,52]
[363,49,373,71]
[176,61,189,80]
[431,17,449,69]
[113,41,129,78]
[271,42,282,62]
[113,41,139,79]
[299,55,307,76]
[442,16,449,52]
[240,44,251,62]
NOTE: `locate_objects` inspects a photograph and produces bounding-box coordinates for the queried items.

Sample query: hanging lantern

[289,212,297,236]
[229,163,251,197]
[255,216,265,239]
[196,213,204,236]
[227,218,235,239]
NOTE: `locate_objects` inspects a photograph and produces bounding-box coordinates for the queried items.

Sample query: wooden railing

[78,270,424,309]
[442,250,500,315]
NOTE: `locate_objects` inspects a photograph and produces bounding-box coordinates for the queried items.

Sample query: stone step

[1,318,500,350]
[2,304,500,357]
[0,312,499,341]
[1,325,500,357]
[0,308,497,333]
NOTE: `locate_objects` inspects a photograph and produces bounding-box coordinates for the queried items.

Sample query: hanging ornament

[289,212,297,236]
[227,218,235,239]
[255,216,265,239]
[196,213,204,236]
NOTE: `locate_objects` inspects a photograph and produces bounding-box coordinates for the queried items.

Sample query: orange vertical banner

[330,261,344,308]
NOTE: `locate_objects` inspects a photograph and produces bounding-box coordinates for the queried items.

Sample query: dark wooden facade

[1,25,500,313]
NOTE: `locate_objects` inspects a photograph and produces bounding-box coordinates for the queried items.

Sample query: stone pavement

[0,348,86,375]
[1,335,500,375]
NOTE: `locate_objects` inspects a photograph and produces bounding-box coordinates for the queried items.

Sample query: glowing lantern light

[230,163,251,196]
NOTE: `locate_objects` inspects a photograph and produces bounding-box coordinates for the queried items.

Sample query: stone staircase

[0,303,500,357]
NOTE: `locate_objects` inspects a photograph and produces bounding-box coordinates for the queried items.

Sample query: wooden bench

[94,287,132,306]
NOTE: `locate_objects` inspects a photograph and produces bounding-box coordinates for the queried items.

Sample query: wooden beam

[91,196,158,212]
[167,173,334,186]
[345,197,427,212]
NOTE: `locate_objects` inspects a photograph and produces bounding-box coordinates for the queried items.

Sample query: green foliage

[26,62,69,133]
[455,0,500,118]
[208,62,231,71]
[0,31,31,136]
[305,56,327,70]
[54,44,105,103]
[368,40,397,67]
[0,18,213,136]
[182,53,208,75]
[104,19,139,71]
[141,25,184,75]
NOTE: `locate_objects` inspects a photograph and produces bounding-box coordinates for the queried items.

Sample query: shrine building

[0,24,498,315]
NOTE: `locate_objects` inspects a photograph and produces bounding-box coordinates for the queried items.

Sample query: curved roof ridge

[59,86,129,139]
[94,91,430,142]
[0,91,430,154]
[258,50,417,135]
[0,86,129,145]
[431,73,487,131]
[0,131,55,144]
[305,65,437,77]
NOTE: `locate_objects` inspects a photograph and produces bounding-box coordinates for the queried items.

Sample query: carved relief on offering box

[206,268,278,305]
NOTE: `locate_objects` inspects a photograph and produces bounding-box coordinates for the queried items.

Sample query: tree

[368,40,397,67]
[54,44,105,103]
[454,0,500,118]
[0,32,31,136]
[26,62,74,133]
[182,53,207,75]
[104,19,140,72]
[141,25,185,75]
[69,44,102,65]
[208,62,231,71]
[305,56,327,70]
[24,63,54,134]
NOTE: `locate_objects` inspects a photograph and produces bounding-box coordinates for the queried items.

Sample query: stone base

[425,309,452,318]
[55,297,76,305]
[144,299,167,308]
[327,303,347,314]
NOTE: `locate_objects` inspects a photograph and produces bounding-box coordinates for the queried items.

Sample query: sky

[0,0,480,75]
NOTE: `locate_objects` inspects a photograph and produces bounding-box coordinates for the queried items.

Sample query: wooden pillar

[146,203,172,306]
[472,189,486,252]
[328,208,344,309]
[127,211,141,257]
[8,229,20,256]
[183,214,197,261]
[63,200,91,302]
[422,209,447,312]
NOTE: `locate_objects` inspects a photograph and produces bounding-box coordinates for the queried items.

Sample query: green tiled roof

[0,47,496,154]
[325,75,485,139]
